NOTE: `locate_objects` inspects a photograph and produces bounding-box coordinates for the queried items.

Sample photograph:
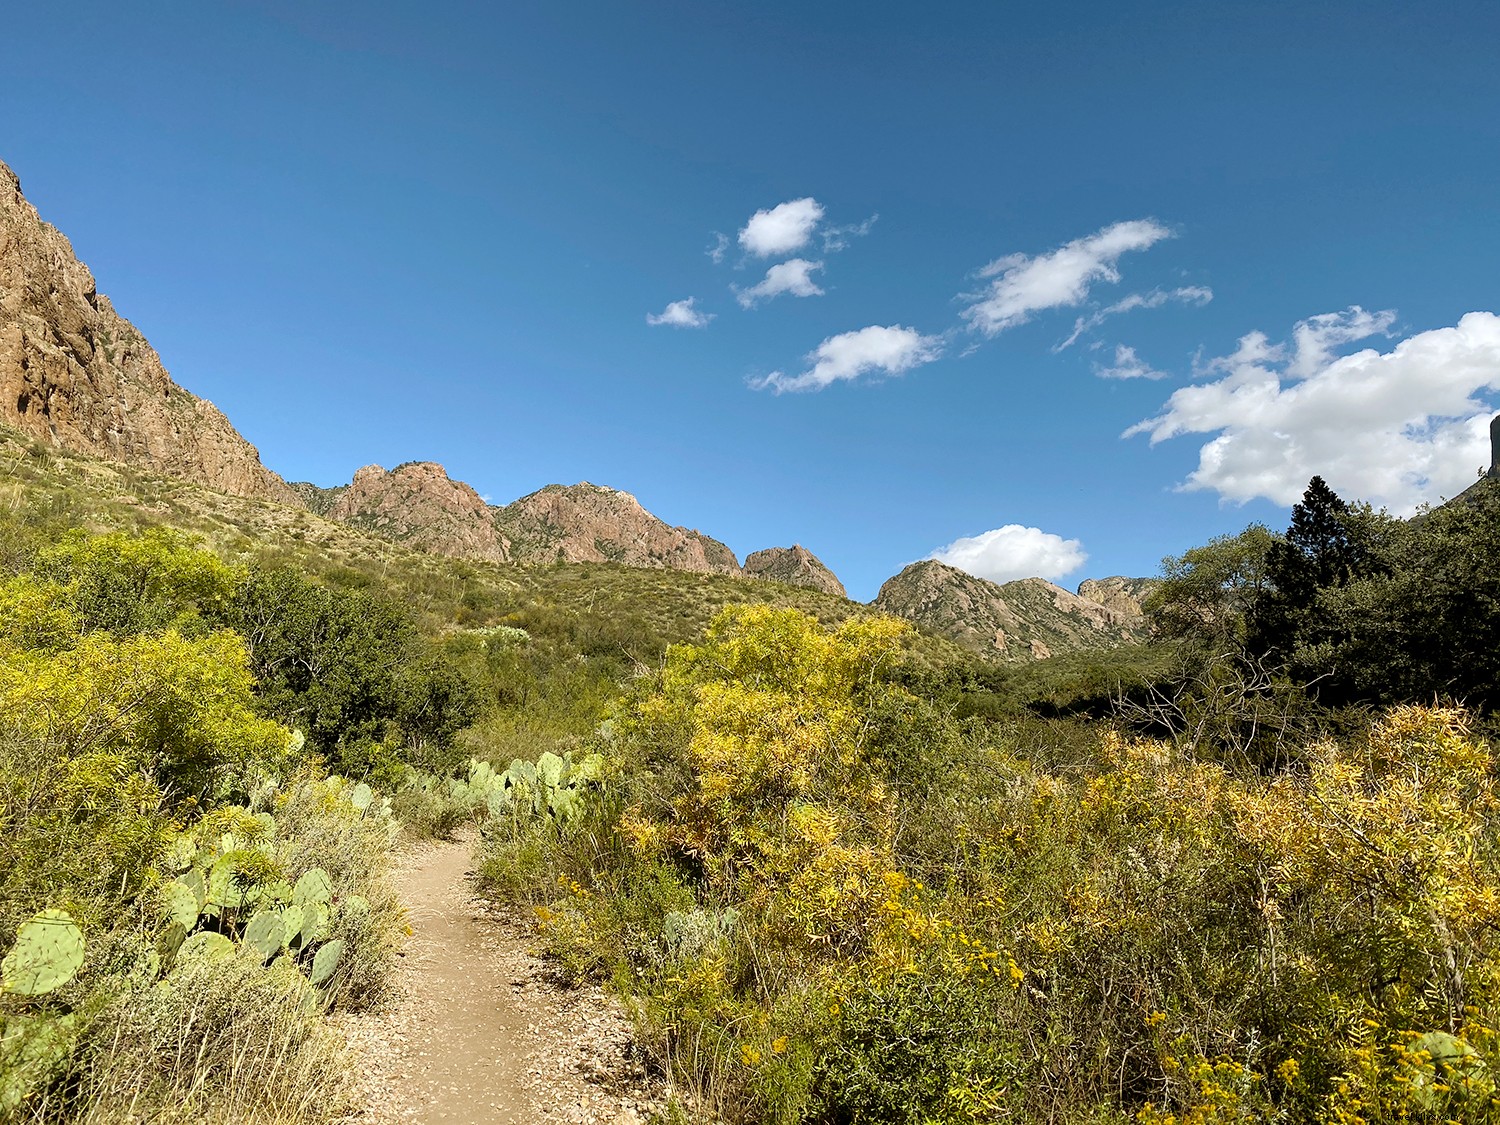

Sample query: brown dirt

[336,834,667,1125]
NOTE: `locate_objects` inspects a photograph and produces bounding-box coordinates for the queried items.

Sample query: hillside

[873,559,1149,661]
[0,159,298,505]
[0,423,903,665]
[0,159,1153,667]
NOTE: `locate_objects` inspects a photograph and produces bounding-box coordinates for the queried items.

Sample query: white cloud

[1095,344,1167,380]
[1288,306,1396,378]
[738,197,825,258]
[960,219,1174,337]
[754,325,943,394]
[929,525,1088,584]
[821,213,878,253]
[734,259,825,308]
[706,232,729,264]
[1127,308,1500,513]
[1058,285,1213,349]
[646,297,714,328]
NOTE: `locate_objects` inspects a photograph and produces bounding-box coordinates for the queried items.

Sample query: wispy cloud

[960,219,1174,337]
[1094,344,1167,380]
[929,525,1088,584]
[1057,285,1213,349]
[734,259,825,308]
[738,198,825,258]
[753,324,943,394]
[706,232,729,264]
[1127,308,1500,512]
[821,213,878,253]
[646,297,715,328]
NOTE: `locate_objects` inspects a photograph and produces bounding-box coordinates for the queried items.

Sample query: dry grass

[37,959,353,1125]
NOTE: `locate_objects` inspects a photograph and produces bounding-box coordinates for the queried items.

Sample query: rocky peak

[873,559,1146,661]
[0,158,299,505]
[494,483,741,574]
[743,545,847,598]
[324,461,509,562]
[1076,576,1160,624]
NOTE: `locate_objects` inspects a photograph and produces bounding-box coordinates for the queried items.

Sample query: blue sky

[6,1,1499,600]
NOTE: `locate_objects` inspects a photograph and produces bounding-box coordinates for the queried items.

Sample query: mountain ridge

[0,154,1157,663]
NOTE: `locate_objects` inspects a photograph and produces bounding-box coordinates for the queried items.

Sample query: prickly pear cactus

[310,938,345,987]
[293,868,333,907]
[1405,1030,1492,1109]
[160,880,201,932]
[1,910,85,996]
[244,913,286,961]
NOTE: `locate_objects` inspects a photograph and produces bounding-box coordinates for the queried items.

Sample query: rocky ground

[334,835,669,1125]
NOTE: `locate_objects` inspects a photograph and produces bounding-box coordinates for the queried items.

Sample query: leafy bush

[479,604,1500,1125]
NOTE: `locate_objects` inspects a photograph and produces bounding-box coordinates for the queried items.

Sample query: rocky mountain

[743,545,847,598]
[1077,576,1159,623]
[873,560,1148,661]
[0,159,297,505]
[323,462,510,562]
[494,483,741,573]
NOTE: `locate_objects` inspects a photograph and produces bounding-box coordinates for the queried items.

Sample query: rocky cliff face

[495,483,741,573]
[743,545,847,598]
[0,159,298,505]
[873,560,1147,661]
[324,462,510,562]
[1076,576,1159,623]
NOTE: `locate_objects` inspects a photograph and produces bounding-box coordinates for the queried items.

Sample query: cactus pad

[310,938,345,986]
[293,868,333,907]
[161,880,201,931]
[1,911,85,996]
[244,912,286,961]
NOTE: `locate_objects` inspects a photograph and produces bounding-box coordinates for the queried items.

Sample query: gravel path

[336,834,667,1125]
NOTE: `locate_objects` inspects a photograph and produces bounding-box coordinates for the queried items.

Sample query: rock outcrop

[0,159,298,504]
[324,462,510,562]
[743,545,847,598]
[873,560,1147,661]
[1076,576,1159,624]
[494,483,741,573]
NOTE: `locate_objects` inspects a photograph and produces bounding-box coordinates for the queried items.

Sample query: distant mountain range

[0,156,1154,661]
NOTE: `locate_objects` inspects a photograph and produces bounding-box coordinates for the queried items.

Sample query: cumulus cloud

[1094,344,1167,380]
[961,219,1174,337]
[1058,285,1213,350]
[738,197,825,258]
[734,259,825,308]
[753,325,943,394]
[929,525,1088,584]
[646,297,714,328]
[1126,308,1500,513]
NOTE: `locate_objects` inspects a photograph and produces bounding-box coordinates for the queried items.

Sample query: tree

[1250,477,1393,678]
[1145,525,1276,649]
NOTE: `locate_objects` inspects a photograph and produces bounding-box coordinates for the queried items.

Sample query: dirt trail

[337,835,665,1125]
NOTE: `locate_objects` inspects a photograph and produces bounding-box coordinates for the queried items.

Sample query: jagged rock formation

[873,559,1147,661]
[1445,415,1500,510]
[323,462,510,562]
[1077,576,1159,623]
[494,483,741,573]
[0,159,298,504]
[743,545,847,598]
